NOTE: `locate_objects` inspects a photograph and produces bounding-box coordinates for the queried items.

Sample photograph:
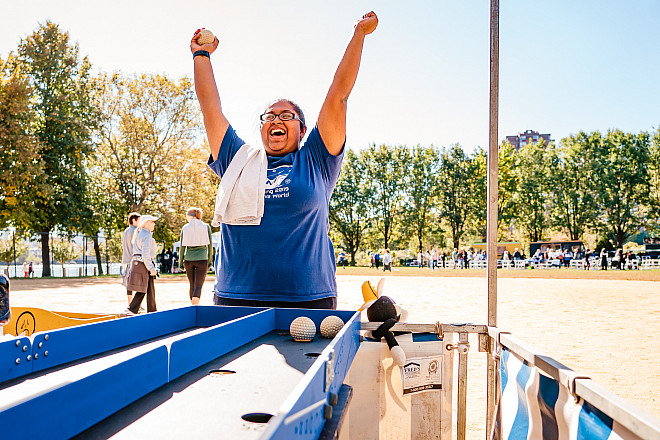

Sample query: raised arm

[318,12,378,156]
[191,31,229,161]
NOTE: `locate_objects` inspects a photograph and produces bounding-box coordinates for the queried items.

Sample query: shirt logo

[266,165,292,190]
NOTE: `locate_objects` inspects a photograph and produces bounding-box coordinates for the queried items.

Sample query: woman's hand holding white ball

[190,28,219,54]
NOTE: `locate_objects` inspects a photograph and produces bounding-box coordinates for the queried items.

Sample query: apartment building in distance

[505,129,554,152]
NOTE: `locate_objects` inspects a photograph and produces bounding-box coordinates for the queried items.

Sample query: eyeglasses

[259,111,302,123]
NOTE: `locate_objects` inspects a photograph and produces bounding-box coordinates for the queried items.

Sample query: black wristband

[193,50,210,59]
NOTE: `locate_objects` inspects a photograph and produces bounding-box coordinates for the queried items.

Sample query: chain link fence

[0,229,129,278]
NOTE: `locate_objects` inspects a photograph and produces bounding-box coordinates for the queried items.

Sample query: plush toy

[359,278,408,367]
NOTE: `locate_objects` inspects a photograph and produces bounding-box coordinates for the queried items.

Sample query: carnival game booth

[2,302,660,439]
[0,306,362,439]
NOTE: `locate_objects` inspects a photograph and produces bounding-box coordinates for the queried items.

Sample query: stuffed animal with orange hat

[359,278,408,367]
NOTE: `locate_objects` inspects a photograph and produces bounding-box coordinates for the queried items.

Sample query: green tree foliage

[437,144,478,249]
[51,238,80,274]
[0,56,46,230]
[0,236,28,270]
[16,21,98,276]
[329,149,370,264]
[647,127,660,235]
[512,138,552,242]
[362,144,406,250]
[470,142,519,242]
[592,129,650,248]
[551,132,599,240]
[496,142,519,239]
[401,145,440,253]
[95,72,215,245]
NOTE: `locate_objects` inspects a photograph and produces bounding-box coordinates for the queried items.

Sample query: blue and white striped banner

[492,348,641,440]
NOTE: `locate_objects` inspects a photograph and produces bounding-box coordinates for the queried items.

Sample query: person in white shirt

[382,249,392,272]
[124,215,159,315]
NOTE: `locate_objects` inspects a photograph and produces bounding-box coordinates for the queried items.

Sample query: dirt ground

[7,270,660,437]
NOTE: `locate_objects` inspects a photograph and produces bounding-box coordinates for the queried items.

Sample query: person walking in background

[158,248,166,273]
[28,262,33,278]
[382,249,392,272]
[162,248,173,274]
[432,248,438,270]
[124,215,159,315]
[338,250,347,268]
[180,207,213,305]
[121,212,140,305]
[22,262,28,278]
[584,248,591,270]
[172,249,179,273]
[620,249,627,270]
[613,249,623,270]
[600,248,608,270]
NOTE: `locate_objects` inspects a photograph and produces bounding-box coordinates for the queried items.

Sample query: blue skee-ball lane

[0,306,361,440]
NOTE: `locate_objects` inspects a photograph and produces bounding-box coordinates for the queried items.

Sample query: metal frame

[486,0,500,438]
[489,327,660,439]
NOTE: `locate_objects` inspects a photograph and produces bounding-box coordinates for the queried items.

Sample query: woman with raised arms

[191,12,378,309]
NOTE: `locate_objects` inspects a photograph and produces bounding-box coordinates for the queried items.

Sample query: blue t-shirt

[208,125,344,302]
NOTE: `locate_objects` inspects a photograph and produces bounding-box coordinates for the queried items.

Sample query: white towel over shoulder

[212,143,267,226]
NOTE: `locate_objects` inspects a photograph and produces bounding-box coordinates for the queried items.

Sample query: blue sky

[1,0,659,152]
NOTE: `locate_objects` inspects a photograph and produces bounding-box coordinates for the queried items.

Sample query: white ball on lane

[290,316,316,342]
[320,315,344,339]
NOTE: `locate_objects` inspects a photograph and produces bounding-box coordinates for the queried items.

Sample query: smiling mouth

[270,128,286,137]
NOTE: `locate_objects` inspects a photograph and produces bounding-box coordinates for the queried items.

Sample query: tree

[512,138,553,242]
[496,142,519,239]
[362,144,406,250]
[592,129,650,248]
[551,132,599,240]
[329,149,371,265]
[0,236,28,272]
[0,55,46,230]
[401,144,440,254]
[437,144,477,249]
[94,72,212,245]
[647,127,660,235]
[16,21,99,276]
[52,238,80,276]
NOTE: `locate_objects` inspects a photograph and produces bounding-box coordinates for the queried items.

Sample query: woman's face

[260,101,306,156]
[144,220,155,232]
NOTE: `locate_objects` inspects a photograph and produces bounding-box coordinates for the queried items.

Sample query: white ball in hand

[290,317,316,342]
[197,29,214,45]
[320,316,344,339]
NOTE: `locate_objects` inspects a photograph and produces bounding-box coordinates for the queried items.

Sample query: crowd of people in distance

[341,246,648,271]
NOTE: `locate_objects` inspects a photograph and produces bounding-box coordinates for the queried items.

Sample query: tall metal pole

[486,0,500,437]
[12,231,16,278]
